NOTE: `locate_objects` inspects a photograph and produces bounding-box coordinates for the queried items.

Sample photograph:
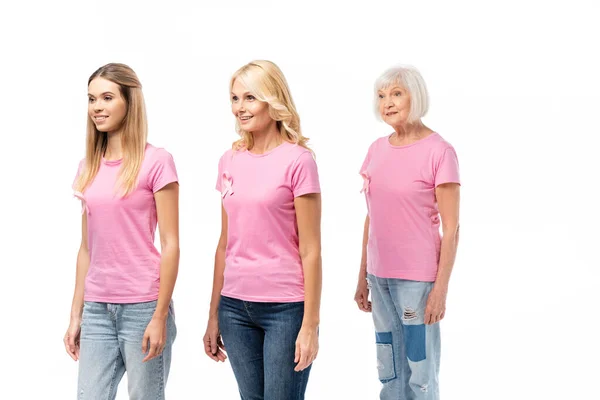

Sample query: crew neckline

[101,143,151,165]
[245,141,292,158]
[387,132,439,149]
[102,157,123,166]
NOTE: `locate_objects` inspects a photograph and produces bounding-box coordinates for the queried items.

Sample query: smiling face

[378,85,412,127]
[87,77,127,133]
[230,78,274,134]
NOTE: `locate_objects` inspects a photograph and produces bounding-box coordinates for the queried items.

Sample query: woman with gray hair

[354,65,460,399]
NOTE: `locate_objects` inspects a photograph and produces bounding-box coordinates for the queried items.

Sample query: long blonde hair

[230,60,310,152]
[74,63,147,196]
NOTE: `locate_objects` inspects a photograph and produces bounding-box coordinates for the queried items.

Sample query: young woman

[354,65,461,400]
[63,63,179,399]
[203,60,322,399]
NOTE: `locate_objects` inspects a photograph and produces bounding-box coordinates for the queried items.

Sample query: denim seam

[107,351,120,400]
[156,352,165,400]
[242,301,258,325]
[296,368,307,399]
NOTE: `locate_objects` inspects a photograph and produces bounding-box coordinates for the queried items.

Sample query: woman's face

[231,79,273,133]
[378,85,411,127]
[88,77,127,133]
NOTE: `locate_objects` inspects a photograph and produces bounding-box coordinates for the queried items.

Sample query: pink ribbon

[360,173,370,194]
[73,191,90,215]
[221,171,234,198]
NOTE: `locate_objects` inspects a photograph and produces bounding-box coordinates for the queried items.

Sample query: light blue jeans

[77,300,176,399]
[368,274,441,400]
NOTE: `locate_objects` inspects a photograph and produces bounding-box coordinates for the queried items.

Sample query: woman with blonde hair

[63,63,179,399]
[203,60,322,399]
[354,65,460,399]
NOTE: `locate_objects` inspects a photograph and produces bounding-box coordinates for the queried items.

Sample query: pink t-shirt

[360,133,460,281]
[216,141,321,302]
[73,144,178,303]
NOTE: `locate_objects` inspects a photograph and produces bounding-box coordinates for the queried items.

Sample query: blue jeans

[218,295,311,400]
[77,300,176,399]
[368,274,441,400]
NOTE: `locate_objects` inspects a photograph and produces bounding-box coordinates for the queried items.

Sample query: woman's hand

[294,325,319,372]
[142,317,167,362]
[63,317,81,361]
[424,285,448,325]
[354,276,371,312]
[203,317,227,362]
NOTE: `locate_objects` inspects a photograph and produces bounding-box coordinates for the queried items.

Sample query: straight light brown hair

[74,63,147,196]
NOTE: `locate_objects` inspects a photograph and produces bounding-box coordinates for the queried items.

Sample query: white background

[1,0,599,399]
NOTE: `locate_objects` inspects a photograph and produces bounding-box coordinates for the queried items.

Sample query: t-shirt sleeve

[434,146,461,187]
[291,151,321,197]
[359,144,373,176]
[215,154,224,192]
[72,159,85,190]
[148,149,179,193]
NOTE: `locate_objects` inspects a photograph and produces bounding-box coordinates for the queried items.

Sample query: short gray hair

[374,65,429,122]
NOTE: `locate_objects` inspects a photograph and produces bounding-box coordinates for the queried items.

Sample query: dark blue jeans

[218,295,311,400]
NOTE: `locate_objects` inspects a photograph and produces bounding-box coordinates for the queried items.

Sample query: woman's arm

[435,183,460,287]
[425,183,460,325]
[294,193,322,371]
[354,215,372,312]
[209,205,228,321]
[203,204,228,362]
[143,182,180,362]
[71,213,90,319]
[359,215,369,277]
[64,213,90,361]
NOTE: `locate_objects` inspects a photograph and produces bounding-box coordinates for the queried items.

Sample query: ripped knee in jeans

[375,332,396,383]
[401,306,418,322]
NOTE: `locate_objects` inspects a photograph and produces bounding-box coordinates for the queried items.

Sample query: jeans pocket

[376,332,396,383]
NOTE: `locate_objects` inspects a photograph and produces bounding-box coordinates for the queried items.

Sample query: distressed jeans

[368,274,441,400]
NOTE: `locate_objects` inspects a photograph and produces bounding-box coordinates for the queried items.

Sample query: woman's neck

[250,122,282,154]
[104,130,123,160]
